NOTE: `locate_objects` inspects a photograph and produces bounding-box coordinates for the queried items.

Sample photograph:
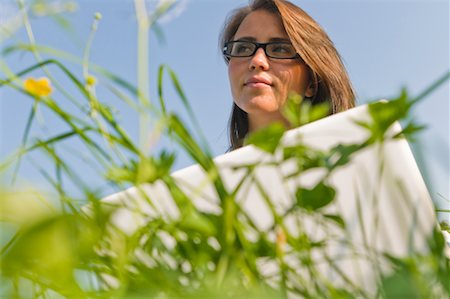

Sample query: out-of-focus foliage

[1,0,449,298]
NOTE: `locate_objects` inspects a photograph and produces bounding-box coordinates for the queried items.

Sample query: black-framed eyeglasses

[223,41,299,59]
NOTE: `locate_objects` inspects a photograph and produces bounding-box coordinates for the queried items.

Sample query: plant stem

[134,0,151,153]
[413,70,450,103]
[16,0,84,110]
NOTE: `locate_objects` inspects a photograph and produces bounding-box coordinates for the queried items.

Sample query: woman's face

[228,10,313,131]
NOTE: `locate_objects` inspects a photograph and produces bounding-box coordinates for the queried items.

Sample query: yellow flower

[276,227,287,255]
[86,74,97,87]
[24,77,53,97]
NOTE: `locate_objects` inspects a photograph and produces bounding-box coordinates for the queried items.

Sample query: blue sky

[1,0,449,217]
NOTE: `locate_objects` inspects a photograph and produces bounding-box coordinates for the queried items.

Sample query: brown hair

[220,0,356,150]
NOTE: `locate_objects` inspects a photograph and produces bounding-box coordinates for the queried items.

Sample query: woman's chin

[241,97,280,113]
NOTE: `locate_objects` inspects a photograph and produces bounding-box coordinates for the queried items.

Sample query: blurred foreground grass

[1,1,449,298]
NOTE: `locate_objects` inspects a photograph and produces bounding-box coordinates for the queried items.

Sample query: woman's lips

[244,77,272,88]
[245,82,271,88]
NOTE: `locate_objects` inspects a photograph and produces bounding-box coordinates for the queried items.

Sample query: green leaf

[167,114,213,170]
[282,93,303,126]
[393,121,426,141]
[379,268,423,299]
[427,226,446,256]
[366,90,413,142]
[105,151,175,184]
[328,288,356,299]
[283,145,327,177]
[326,143,363,171]
[282,93,330,127]
[245,123,285,154]
[1,215,99,297]
[2,44,139,96]
[252,235,276,257]
[323,214,346,228]
[157,65,167,115]
[296,182,336,211]
[159,65,210,152]
[306,102,331,123]
[105,165,135,183]
[283,144,309,160]
[179,208,217,236]
[152,23,167,45]
[149,0,178,26]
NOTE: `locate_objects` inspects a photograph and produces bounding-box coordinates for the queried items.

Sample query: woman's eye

[272,45,291,53]
[235,44,252,54]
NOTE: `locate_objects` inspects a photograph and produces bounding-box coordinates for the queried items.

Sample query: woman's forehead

[234,10,289,41]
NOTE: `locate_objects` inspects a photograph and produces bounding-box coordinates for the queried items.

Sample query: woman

[220,0,355,150]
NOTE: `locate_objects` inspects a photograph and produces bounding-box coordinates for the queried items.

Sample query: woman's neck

[248,112,291,133]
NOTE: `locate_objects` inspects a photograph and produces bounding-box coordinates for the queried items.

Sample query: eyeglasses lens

[225,41,297,59]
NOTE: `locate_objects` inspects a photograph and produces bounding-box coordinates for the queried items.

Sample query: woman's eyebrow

[269,37,290,43]
[235,36,257,42]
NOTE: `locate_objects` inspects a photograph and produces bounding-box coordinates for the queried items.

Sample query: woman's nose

[249,48,269,71]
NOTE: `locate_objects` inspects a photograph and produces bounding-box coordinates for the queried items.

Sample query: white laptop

[102,102,438,292]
